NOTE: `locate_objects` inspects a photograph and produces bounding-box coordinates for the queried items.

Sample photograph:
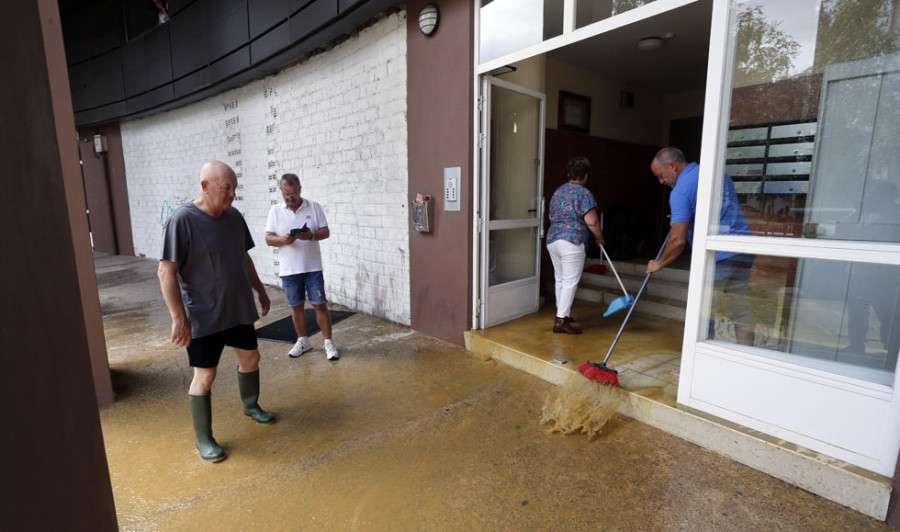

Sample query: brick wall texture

[121,12,410,324]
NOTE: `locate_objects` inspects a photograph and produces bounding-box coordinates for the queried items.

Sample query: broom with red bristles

[578,230,672,387]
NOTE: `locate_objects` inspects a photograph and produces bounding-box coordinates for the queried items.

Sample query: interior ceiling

[546,0,713,93]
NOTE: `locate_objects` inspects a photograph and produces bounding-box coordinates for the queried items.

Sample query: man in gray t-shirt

[158,160,275,463]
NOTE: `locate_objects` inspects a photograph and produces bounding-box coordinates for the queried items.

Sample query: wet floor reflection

[96,255,890,530]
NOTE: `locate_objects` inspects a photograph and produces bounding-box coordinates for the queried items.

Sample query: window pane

[704,253,900,385]
[574,0,660,29]
[489,85,542,221]
[480,0,563,63]
[723,0,900,243]
[489,227,538,285]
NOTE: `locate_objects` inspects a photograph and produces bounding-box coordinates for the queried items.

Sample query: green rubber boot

[188,393,226,462]
[238,369,276,424]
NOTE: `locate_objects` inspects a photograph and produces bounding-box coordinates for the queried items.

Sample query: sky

[741,0,821,75]
[480,0,544,63]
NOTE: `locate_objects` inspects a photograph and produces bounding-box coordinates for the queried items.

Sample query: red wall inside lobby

[541,129,663,296]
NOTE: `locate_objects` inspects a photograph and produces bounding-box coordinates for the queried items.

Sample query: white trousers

[547,239,586,319]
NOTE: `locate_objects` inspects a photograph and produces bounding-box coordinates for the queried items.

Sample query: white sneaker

[324,340,340,361]
[288,337,312,358]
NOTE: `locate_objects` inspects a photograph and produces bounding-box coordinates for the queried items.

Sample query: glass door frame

[678,0,900,476]
[470,0,700,329]
[475,75,546,329]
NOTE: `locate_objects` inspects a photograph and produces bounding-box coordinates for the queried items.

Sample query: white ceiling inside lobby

[546,0,713,93]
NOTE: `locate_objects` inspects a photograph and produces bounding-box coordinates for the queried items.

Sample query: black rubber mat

[255,309,355,343]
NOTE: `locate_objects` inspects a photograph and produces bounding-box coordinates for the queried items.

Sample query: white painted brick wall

[121,12,410,324]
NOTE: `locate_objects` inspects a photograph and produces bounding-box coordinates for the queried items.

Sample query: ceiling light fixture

[636,37,664,52]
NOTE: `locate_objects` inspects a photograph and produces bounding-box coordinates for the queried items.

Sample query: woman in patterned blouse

[546,156,605,334]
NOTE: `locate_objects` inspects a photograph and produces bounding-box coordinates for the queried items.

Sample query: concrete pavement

[95,254,889,531]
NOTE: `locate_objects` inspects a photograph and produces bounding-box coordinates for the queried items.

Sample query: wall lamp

[418,3,439,36]
[93,134,108,154]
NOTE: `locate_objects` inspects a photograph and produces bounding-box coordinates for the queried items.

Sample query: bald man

[158,160,275,463]
[648,147,756,346]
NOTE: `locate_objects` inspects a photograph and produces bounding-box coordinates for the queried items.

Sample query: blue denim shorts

[282,271,327,307]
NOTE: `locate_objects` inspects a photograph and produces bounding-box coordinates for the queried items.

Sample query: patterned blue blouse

[546,182,598,245]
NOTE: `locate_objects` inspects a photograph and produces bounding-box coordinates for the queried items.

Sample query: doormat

[255,309,355,343]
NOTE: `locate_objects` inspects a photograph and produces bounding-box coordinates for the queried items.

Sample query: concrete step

[574,259,689,321]
[586,258,691,283]
[463,327,893,521]
[572,284,686,321]
[580,271,688,302]
[548,259,689,322]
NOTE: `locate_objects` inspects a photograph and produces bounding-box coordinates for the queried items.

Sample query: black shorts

[186,324,258,368]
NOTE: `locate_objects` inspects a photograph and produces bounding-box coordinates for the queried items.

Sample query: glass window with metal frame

[573,0,662,28]
[486,83,543,286]
[479,0,670,62]
[701,0,900,384]
[480,0,564,63]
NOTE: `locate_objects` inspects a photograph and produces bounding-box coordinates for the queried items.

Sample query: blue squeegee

[598,244,634,317]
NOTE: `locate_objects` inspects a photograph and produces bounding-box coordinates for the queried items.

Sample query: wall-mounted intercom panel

[444,167,461,211]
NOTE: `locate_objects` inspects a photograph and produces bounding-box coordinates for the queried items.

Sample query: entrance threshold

[464,300,892,520]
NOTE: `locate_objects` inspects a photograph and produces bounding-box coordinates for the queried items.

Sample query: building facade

[63,0,900,522]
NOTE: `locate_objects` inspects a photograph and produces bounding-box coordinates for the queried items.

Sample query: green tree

[735,5,802,86]
[612,0,650,16]
[814,0,899,68]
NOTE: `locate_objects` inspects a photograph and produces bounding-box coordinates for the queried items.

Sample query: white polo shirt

[265,198,328,276]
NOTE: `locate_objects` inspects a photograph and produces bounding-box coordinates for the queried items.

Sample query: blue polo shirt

[669,162,750,261]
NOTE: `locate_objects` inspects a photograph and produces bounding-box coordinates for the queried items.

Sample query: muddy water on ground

[95,254,892,531]
[541,374,625,439]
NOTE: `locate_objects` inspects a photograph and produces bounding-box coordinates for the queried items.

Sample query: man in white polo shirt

[265,173,339,360]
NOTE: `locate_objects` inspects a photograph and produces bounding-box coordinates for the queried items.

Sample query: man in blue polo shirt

[647,147,756,345]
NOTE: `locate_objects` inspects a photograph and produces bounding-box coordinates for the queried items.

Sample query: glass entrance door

[479,76,546,327]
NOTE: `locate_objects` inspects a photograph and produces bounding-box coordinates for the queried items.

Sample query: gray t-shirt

[161,202,259,338]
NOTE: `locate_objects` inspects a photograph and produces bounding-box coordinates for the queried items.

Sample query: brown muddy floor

[95,254,890,531]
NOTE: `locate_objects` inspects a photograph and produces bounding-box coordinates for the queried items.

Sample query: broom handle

[599,209,604,266]
[599,245,628,296]
[601,229,672,365]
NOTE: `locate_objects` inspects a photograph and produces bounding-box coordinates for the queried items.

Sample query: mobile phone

[290,223,309,236]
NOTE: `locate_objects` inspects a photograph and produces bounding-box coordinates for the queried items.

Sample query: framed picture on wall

[558,91,591,134]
